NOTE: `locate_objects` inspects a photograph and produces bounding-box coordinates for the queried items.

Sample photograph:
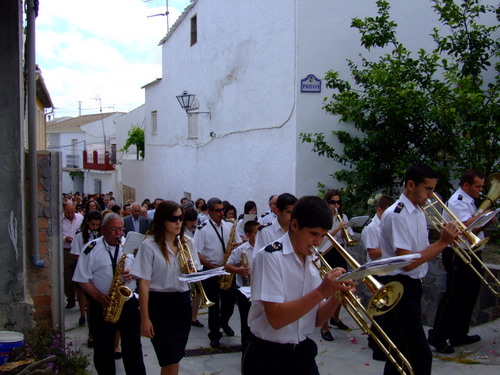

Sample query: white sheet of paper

[336,254,421,281]
[178,266,229,283]
[346,216,370,228]
[238,286,252,299]
[122,232,145,254]
[467,209,500,231]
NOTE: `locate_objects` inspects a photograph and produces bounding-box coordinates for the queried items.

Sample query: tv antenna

[146,0,171,31]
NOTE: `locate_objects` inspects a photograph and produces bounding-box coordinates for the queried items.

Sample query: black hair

[404,162,438,186]
[459,169,484,187]
[291,196,333,230]
[277,193,297,211]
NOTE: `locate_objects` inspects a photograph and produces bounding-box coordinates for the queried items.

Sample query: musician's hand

[440,221,460,245]
[122,269,133,282]
[97,293,111,308]
[319,267,354,297]
[141,319,155,338]
[239,266,250,277]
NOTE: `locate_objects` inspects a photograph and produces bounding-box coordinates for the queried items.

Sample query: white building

[120,0,493,214]
[47,112,124,195]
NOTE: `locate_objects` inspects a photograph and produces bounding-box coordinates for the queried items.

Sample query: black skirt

[148,291,192,367]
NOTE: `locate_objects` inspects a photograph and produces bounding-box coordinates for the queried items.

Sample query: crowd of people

[61,163,496,375]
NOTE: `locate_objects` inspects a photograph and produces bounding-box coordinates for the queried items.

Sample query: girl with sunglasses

[132,200,201,375]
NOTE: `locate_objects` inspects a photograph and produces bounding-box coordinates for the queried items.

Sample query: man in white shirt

[62,202,83,308]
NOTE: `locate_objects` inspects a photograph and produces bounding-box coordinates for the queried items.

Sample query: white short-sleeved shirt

[258,211,276,225]
[227,241,254,287]
[70,230,99,256]
[361,215,381,262]
[443,187,485,248]
[194,218,241,265]
[62,213,83,249]
[380,194,429,279]
[248,233,322,344]
[132,236,200,292]
[253,218,287,257]
[73,237,137,294]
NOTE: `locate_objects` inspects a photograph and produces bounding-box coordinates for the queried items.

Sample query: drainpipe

[27,0,44,268]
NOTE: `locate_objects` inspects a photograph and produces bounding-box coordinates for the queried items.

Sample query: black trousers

[242,333,319,375]
[201,269,237,340]
[382,275,432,375]
[88,296,146,375]
[236,289,251,352]
[431,247,482,342]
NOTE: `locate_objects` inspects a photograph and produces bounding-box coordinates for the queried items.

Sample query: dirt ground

[483,241,500,265]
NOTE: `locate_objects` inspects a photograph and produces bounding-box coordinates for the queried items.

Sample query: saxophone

[104,254,133,323]
[177,235,214,308]
[219,219,237,291]
[240,252,251,287]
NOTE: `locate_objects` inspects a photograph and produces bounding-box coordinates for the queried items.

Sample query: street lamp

[176,91,211,118]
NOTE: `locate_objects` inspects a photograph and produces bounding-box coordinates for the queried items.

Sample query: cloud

[36,0,188,118]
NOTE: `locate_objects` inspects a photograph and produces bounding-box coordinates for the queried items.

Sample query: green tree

[301,0,499,215]
[120,125,145,159]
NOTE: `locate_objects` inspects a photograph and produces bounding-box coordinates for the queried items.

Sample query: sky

[36,0,193,119]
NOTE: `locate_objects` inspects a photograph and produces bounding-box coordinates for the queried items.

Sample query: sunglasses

[165,215,183,223]
[328,200,341,205]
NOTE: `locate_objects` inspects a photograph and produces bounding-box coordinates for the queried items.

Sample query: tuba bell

[476,173,500,214]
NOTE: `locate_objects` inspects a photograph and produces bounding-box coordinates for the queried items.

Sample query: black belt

[250,332,306,350]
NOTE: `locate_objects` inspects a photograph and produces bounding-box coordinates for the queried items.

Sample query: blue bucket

[0,331,24,365]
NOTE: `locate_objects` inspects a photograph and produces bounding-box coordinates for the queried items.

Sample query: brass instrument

[177,235,214,309]
[336,214,357,246]
[311,244,414,375]
[422,193,499,296]
[104,254,133,323]
[476,173,500,214]
[219,219,238,291]
[240,252,251,287]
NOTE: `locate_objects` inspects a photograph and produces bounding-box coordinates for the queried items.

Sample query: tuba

[219,219,238,291]
[422,192,499,296]
[475,173,500,214]
[104,254,133,323]
[311,243,414,375]
[177,235,214,308]
[336,214,357,246]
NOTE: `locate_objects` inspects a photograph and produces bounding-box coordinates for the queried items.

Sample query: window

[190,15,197,46]
[94,179,102,194]
[188,114,198,139]
[151,111,158,135]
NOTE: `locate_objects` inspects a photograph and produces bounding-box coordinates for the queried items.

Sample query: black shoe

[222,325,234,336]
[428,335,455,354]
[210,339,221,349]
[330,319,350,330]
[65,301,76,309]
[191,320,204,327]
[321,330,334,341]
[450,335,481,347]
[78,316,85,326]
[114,351,122,360]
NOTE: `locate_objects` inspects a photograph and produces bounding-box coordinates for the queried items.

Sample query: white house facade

[120,0,495,214]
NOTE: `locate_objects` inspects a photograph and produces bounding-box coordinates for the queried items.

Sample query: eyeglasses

[211,208,224,213]
[109,227,125,232]
[165,215,183,223]
[328,200,341,205]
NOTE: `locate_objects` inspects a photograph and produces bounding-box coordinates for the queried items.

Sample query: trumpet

[336,214,357,246]
[240,252,251,287]
[177,236,215,308]
[422,193,499,297]
[311,244,413,375]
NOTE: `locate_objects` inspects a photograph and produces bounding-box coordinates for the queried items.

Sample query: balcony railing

[65,154,80,168]
[83,150,115,171]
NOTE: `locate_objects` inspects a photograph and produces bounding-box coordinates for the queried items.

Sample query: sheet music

[346,216,370,228]
[238,286,252,299]
[467,209,500,231]
[178,266,229,283]
[122,231,145,254]
[336,254,421,281]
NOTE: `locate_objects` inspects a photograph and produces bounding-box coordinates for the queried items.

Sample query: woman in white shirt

[132,201,201,375]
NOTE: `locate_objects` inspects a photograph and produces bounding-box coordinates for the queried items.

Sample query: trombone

[335,214,357,246]
[311,242,413,375]
[421,193,499,297]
